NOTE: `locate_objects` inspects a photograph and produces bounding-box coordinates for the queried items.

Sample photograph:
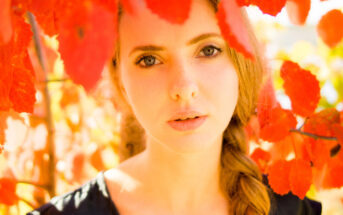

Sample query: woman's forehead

[118,0,221,53]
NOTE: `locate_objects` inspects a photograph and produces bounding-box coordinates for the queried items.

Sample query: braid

[221,117,270,214]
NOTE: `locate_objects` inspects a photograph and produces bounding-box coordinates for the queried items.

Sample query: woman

[28,0,321,214]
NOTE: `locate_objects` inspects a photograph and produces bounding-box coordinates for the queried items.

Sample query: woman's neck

[119,134,228,214]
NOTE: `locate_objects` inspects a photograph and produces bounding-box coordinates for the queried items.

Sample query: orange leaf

[250,147,271,173]
[280,61,320,117]
[0,178,18,205]
[286,0,311,25]
[260,107,297,142]
[257,76,280,128]
[332,124,343,146]
[0,15,36,113]
[289,159,312,199]
[58,0,117,91]
[245,115,260,143]
[9,66,36,113]
[145,0,191,24]
[317,9,343,48]
[237,0,286,16]
[0,0,12,44]
[120,0,135,14]
[267,160,292,195]
[217,0,255,60]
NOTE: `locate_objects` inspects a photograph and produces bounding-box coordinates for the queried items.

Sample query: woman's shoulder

[263,175,322,215]
[26,172,119,215]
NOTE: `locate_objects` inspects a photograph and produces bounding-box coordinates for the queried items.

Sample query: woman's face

[117,0,239,153]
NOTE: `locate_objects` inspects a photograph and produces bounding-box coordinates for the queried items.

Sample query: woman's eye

[136,55,161,68]
[199,45,222,57]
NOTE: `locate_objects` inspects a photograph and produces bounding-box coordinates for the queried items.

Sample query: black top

[27,171,322,215]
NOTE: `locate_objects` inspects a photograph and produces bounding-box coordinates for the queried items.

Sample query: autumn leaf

[9,66,36,113]
[22,0,59,36]
[250,147,271,173]
[217,0,254,60]
[260,107,297,142]
[317,9,343,48]
[58,0,117,91]
[0,112,10,153]
[0,15,36,113]
[267,160,292,195]
[286,0,311,25]
[0,0,13,45]
[0,178,18,205]
[304,108,340,137]
[332,124,343,146]
[280,60,320,117]
[257,76,280,129]
[245,115,260,143]
[270,132,307,161]
[236,0,286,16]
[144,0,191,24]
[120,0,135,14]
[322,152,343,189]
[289,158,312,199]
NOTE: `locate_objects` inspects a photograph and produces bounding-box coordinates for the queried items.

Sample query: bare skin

[104,0,239,214]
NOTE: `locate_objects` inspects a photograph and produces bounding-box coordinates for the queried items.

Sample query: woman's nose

[169,66,199,102]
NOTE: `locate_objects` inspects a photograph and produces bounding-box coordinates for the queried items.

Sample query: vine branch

[27,12,56,198]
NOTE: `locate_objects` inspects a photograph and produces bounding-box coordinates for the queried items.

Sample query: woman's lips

[167,116,207,131]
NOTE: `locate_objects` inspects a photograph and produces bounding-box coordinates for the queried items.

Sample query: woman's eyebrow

[129,45,165,56]
[129,33,221,57]
[187,33,222,45]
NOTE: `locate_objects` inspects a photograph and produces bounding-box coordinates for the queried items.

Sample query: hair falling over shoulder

[108,1,271,214]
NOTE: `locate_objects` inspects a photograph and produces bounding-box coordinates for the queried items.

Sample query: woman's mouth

[167,116,207,131]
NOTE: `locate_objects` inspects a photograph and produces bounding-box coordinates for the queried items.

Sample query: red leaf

[289,159,312,199]
[9,66,36,113]
[286,0,311,25]
[245,115,260,143]
[120,0,135,14]
[0,112,10,153]
[267,160,292,195]
[0,15,35,113]
[270,132,306,161]
[303,108,340,137]
[280,61,320,117]
[23,0,59,36]
[0,0,12,44]
[257,76,280,128]
[237,0,286,16]
[144,0,191,24]
[332,124,343,146]
[250,147,271,173]
[260,107,297,142]
[217,0,255,60]
[0,68,13,111]
[58,1,117,91]
[0,178,18,205]
[317,9,343,48]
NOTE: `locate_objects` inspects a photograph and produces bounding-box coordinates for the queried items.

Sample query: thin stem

[27,12,56,198]
[44,78,70,83]
[290,128,338,141]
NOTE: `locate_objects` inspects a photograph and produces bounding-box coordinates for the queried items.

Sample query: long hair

[108,1,271,214]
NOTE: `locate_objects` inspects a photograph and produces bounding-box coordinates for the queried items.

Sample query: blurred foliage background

[1,0,343,214]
